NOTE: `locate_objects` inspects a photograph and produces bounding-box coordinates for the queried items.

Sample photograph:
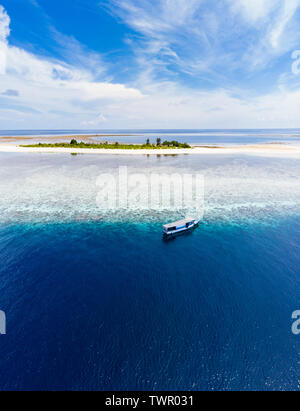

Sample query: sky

[1,0,300,129]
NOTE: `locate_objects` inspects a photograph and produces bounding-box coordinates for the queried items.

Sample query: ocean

[0,137,299,390]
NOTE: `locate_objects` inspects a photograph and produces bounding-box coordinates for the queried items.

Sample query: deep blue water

[1,128,300,145]
[0,219,299,390]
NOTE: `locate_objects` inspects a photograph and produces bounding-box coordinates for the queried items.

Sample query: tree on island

[156,138,161,146]
[70,139,78,145]
[146,138,150,146]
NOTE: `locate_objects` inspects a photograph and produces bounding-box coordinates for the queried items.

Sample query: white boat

[163,218,199,236]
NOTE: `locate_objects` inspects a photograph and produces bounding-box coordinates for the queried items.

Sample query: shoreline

[0,143,300,157]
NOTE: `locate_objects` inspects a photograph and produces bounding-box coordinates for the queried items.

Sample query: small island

[21,138,191,150]
[0,138,297,157]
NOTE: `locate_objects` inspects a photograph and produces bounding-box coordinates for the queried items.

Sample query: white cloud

[231,0,299,47]
[108,0,203,35]
[69,81,141,100]
[0,5,9,41]
[92,82,300,129]
[0,6,142,128]
[81,113,107,127]
[269,0,299,49]
[229,0,275,24]
[0,5,9,75]
[105,0,209,80]
[228,0,300,70]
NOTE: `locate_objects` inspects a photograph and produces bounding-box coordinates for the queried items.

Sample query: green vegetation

[161,140,191,148]
[21,138,191,150]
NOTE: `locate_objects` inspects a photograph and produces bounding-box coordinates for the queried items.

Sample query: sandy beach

[0,142,299,158]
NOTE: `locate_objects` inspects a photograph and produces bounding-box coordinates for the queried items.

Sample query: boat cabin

[163,218,198,235]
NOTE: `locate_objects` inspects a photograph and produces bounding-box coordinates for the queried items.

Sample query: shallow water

[0,152,299,224]
[0,152,299,390]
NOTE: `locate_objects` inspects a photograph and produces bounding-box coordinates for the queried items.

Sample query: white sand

[0,144,299,158]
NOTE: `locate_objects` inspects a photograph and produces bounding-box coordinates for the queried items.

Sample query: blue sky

[1,0,300,129]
